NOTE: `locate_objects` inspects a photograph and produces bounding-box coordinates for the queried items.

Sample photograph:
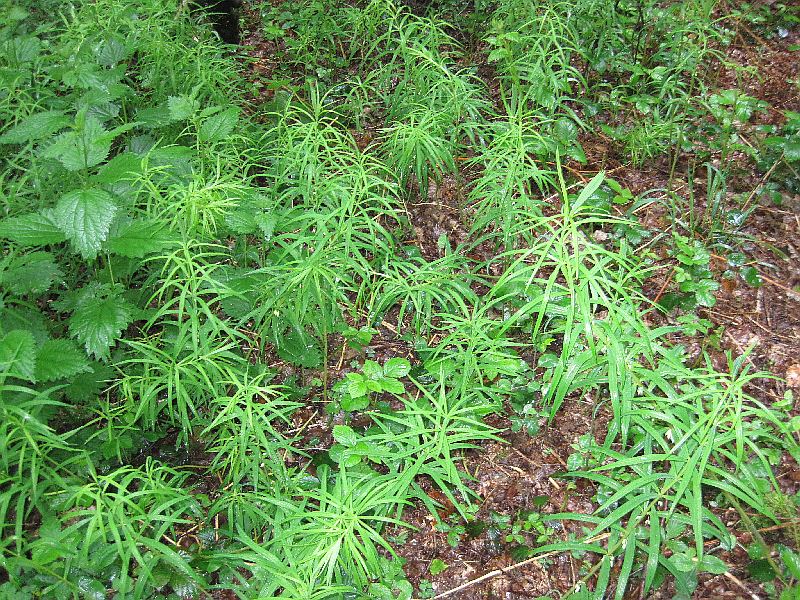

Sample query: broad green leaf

[785,136,800,162]
[0,110,70,144]
[54,189,117,259]
[136,106,173,128]
[94,37,130,66]
[747,558,776,582]
[781,545,800,579]
[224,209,257,235]
[429,559,448,576]
[0,252,62,295]
[569,143,587,164]
[254,213,277,240]
[8,36,41,63]
[341,395,370,411]
[68,293,133,360]
[383,357,410,379]
[7,7,28,20]
[91,152,142,184]
[0,210,66,246]
[275,328,321,368]
[740,266,762,287]
[64,362,114,403]
[199,107,240,144]
[41,115,112,171]
[332,425,358,447]
[346,374,370,398]
[670,552,697,573]
[554,117,578,143]
[380,378,405,395]
[77,578,106,600]
[572,171,606,211]
[0,329,37,380]
[105,218,174,257]
[35,339,92,382]
[699,554,728,575]
[168,95,199,121]
[362,360,382,379]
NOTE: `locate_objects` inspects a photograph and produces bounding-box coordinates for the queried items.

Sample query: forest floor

[237,5,800,598]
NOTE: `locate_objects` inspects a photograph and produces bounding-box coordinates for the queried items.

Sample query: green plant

[660,233,719,311]
[332,357,410,412]
[1,0,797,597]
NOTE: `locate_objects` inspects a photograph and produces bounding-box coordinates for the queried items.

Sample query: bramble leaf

[383,357,410,379]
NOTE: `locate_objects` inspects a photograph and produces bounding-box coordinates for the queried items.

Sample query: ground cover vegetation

[0,0,798,597]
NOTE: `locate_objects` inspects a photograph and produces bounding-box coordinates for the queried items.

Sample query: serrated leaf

[0,252,62,295]
[0,110,70,144]
[35,339,92,382]
[135,106,173,128]
[254,213,277,240]
[0,210,66,246]
[362,360,382,379]
[332,425,358,447]
[168,96,199,121]
[429,559,448,575]
[554,117,578,143]
[41,116,112,171]
[340,395,369,411]
[94,37,130,66]
[383,357,410,379]
[105,219,174,257]
[64,362,114,402]
[198,107,240,144]
[346,375,369,399]
[380,378,405,395]
[69,293,133,360]
[224,209,257,234]
[9,36,41,63]
[91,152,142,184]
[0,329,37,380]
[275,328,322,368]
[54,189,117,259]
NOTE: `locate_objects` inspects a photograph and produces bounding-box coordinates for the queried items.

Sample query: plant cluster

[0,0,797,598]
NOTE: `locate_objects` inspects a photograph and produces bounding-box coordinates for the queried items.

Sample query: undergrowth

[1,0,798,598]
